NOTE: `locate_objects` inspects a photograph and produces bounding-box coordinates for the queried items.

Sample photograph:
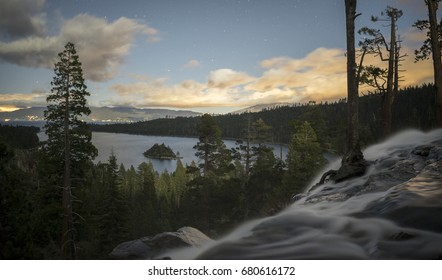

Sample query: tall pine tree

[43,42,97,259]
[194,114,231,177]
[284,121,326,195]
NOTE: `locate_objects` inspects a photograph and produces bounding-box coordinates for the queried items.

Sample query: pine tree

[194,114,231,177]
[235,117,272,176]
[171,159,187,208]
[43,42,97,259]
[128,162,159,237]
[284,121,326,195]
[96,153,128,257]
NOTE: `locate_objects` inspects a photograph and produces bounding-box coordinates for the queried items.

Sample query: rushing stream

[166,129,442,259]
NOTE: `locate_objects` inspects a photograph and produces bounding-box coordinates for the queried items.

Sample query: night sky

[0,0,436,113]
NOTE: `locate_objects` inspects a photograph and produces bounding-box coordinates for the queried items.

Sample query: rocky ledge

[109,227,212,259]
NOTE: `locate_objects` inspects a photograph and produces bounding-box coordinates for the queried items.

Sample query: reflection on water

[38,131,288,173]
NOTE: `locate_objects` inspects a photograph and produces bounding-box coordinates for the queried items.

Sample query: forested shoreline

[91,84,437,153]
[0,114,324,259]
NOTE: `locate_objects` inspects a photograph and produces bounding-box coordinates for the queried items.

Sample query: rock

[109,239,153,260]
[109,227,212,259]
[390,231,415,241]
[356,159,442,233]
[333,147,368,183]
[170,130,442,260]
[412,145,432,157]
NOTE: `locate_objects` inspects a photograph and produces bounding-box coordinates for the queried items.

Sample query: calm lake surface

[38,131,288,173]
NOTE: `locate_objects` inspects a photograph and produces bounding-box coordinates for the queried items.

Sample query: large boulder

[109,227,212,259]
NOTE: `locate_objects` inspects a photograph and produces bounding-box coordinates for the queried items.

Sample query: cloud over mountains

[0,0,160,82]
[107,44,433,110]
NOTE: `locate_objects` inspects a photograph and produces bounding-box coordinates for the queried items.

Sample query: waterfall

[167,129,442,259]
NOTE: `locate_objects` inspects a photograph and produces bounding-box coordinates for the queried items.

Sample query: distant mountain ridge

[232,103,294,114]
[0,106,201,123]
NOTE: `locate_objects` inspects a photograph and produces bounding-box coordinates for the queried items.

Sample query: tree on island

[43,42,97,259]
[143,143,178,159]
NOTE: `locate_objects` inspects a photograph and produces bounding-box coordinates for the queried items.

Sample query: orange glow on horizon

[0,106,21,113]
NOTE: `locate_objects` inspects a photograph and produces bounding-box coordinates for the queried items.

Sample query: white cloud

[0,92,46,109]
[207,68,255,89]
[107,46,434,110]
[109,78,210,108]
[183,59,201,69]
[0,13,161,82]
[248,48,347,102]
[4,43,433,111]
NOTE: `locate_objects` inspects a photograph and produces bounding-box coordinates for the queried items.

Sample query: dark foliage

[0,125,40,149]
[143,143,177,159]
[91,84,436,153]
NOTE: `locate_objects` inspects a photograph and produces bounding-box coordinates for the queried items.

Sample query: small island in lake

[143,143,180,160]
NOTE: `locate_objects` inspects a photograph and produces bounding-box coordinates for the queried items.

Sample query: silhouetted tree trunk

[334,0,366,182]
[426,0,442,126]
[244,115,252,176]
[345,0,359,154]
[382,7,402,136]
[62,65,73,260]
[383,12,396,136]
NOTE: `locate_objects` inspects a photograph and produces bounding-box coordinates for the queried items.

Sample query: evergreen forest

[1,0,442,261]
[92,84,437,153]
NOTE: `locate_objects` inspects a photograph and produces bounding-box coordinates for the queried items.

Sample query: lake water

[38,131,288,173]
[93,133,208,172]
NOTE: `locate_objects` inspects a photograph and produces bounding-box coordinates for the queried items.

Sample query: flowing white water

[166,129,442,259]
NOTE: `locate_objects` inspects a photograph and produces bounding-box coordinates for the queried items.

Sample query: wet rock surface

[170,130,442,260]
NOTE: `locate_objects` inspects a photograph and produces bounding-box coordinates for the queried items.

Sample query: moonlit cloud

[362,45,434,87]
[0,105,21,112]
[0,13,161,82]
[248,48,348,102]
[107,46,434,110]
[0,0,47,39]
[403,28,428,44]
[109,78,212,108]
[62,15,160,81]
[183,59,202,69]
[0,92,46,110]
[359,27,434,91]
[109,74,255,108]
[207,68,255,89]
